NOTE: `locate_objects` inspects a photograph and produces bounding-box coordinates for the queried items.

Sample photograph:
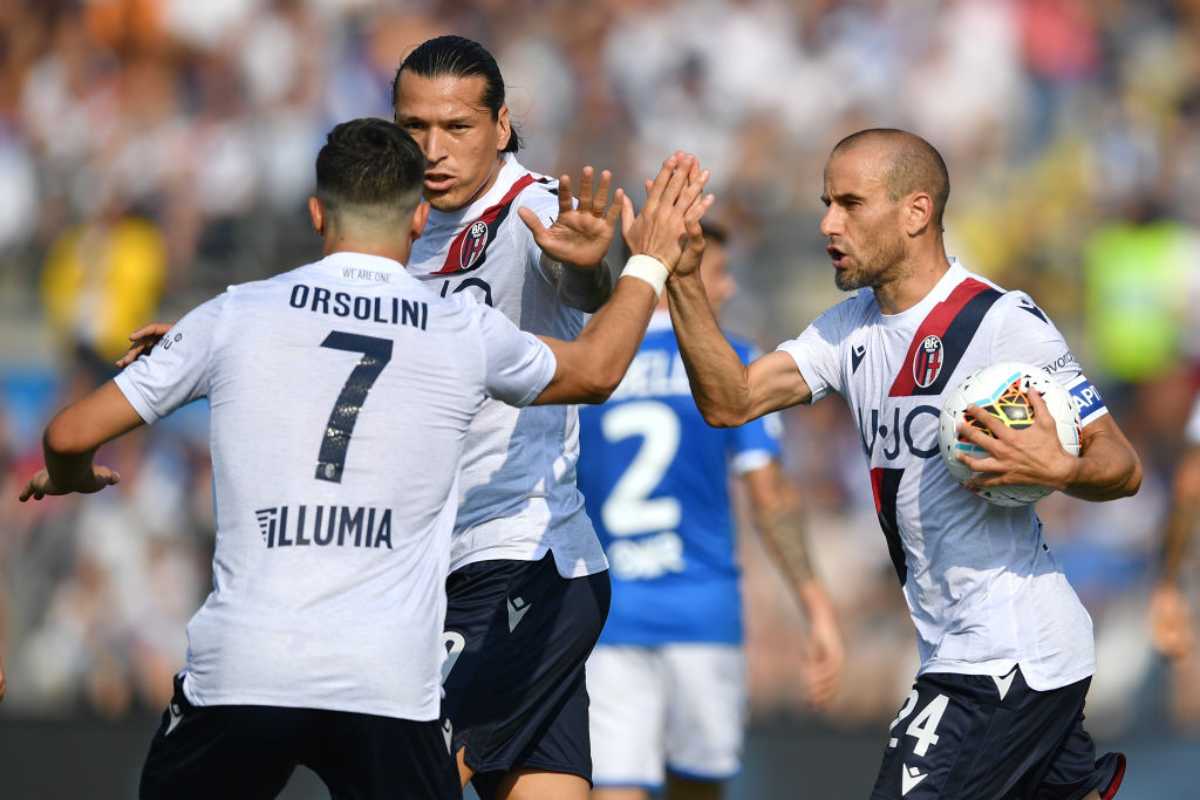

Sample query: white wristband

[621,254,669,297]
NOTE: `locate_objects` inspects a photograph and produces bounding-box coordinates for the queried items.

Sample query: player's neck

[322,237,412,268]
[873,250,952,316]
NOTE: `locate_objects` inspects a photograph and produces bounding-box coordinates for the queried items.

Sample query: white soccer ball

[938,361,1081,507]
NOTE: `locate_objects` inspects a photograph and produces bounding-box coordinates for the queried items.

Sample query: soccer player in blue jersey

[578,223,844,800]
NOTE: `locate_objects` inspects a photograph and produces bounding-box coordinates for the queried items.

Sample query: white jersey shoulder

[406,154,607,578]
[113,252,554,719]
[776,260,1103,691]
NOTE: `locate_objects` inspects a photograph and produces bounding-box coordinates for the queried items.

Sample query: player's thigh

[307,712,460,800]
[588,645,668,791]
[871,668,1091,800]
[450,556,609,778]
[662,643,746,783]
[139,678,299,800]
[1031,714,1126,800]
[496,768,591,800]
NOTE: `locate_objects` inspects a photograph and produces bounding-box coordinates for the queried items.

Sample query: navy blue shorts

[442,553,610,799]
[140,675,460,799]
[871,666,1126,799]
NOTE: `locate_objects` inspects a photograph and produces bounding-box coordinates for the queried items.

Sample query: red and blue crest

[460,220,489,270]
[913,334,944,389]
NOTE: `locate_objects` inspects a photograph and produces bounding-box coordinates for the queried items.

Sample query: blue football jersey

[577,313,782,645]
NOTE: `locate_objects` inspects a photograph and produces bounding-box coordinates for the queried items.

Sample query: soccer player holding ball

[664,129,1140,799]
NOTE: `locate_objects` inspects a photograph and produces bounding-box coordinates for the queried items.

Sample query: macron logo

[165,703,184,737]
[901,764,927,795]
[852,344,867,373]
[992,666,1018,701]
[507,596,532,632]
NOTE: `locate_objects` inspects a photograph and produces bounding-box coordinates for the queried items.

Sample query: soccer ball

[938,362,1081,507]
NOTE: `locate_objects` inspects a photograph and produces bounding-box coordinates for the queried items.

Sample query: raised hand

[115,322,173,368]
[620,152,713,272]
[956,388,1075,493]
[18,465,120,502]
[517,166,623,269]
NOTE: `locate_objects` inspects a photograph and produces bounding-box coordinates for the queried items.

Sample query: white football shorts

[587,643,747,788]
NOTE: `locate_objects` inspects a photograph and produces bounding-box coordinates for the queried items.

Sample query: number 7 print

[315,331,394,483]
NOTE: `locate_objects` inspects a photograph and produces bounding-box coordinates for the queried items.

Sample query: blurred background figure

[0,1,1197,797]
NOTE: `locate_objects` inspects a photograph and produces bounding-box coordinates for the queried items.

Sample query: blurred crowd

[1,0,1199,747]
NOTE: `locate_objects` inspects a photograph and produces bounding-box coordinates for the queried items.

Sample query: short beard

[833,234,906,293]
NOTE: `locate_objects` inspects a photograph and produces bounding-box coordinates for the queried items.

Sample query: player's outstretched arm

[667,272,812,427]
[533,155,713,406]
[742,462,844,709]
[18,382,143,502]
[518,165,618,313]
[957,389,1142,501]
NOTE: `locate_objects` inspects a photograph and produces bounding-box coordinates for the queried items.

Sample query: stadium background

[0,0,1198,797]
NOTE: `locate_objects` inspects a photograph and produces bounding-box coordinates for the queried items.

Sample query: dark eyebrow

[830,192,865,205]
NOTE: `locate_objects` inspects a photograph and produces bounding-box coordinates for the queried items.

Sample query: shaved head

[832,129,949,229]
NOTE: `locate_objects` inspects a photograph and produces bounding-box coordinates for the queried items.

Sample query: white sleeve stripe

[731,450,773,475]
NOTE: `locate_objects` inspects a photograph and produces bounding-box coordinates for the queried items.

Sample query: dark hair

[833,128,950,230]
[315,118,425,215]
[392,35,521,154]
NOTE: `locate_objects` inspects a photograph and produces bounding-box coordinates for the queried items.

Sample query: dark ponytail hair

[393,35,520,154]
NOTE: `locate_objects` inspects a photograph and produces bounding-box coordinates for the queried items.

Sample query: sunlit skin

[819,146,909,294]
[393,71,510,212]
[655,233,734,314]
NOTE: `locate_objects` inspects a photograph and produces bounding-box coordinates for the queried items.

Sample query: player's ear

[496,105,511,153]
[411,201,430,242]
[905,192,934,237]
[308,196,324,236]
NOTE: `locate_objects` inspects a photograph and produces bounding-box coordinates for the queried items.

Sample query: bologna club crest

[913,334,944,389]
[460,220,489,270]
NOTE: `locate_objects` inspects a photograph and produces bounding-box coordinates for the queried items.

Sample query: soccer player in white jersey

[663,128,1142,800]
[390,35,620,800]
[17,118,713,800]
[1150,390,1200,660]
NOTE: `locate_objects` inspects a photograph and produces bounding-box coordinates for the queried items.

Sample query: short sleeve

[113,293,226,424]
[1187,394,1200,445]
[991,291,1109,427]
[727,341,783,473]
[775,299,856,403]
[475,303,557,407]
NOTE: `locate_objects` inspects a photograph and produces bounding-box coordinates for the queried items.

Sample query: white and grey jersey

[777,260,1108,691]
[114,252,555,720]
[407,153,608,578]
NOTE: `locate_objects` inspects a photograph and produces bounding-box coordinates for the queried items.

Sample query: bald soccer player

[664,129,1138,800]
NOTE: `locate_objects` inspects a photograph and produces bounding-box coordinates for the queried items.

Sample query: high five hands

[622,152,714,274]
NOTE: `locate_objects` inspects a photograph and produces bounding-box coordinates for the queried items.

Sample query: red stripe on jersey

[435,174,538,275]
[888,278,993,397]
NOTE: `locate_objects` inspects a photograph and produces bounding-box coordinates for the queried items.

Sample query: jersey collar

[877,258,967,328]
[313,252,413,283]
